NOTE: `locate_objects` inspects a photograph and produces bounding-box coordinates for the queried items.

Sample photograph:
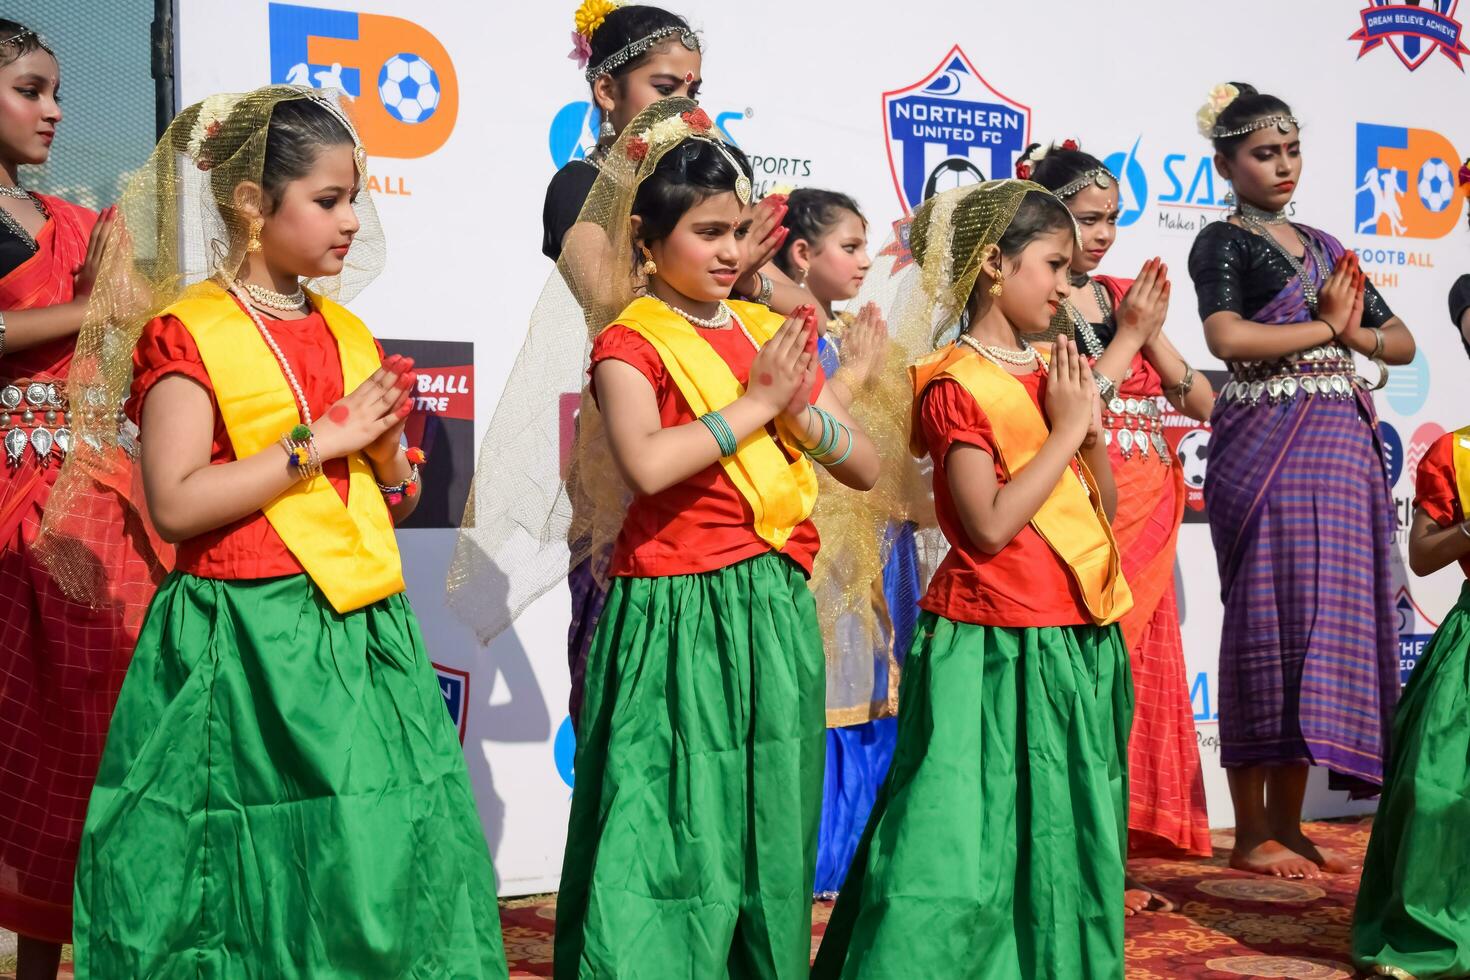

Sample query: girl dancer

[814,180,1134,979]
[546,99,878,978]
[1188,82,1414,878]
[0,22,165,979]
[773,188,921,896]
[56,87,506,976]
[1024,140,1214,909]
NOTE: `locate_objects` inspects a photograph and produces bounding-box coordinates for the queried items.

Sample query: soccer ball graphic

[378,54,440,124]
[924,157,985,200]
[1176,429,1211,490]
[1418,158,1455,212]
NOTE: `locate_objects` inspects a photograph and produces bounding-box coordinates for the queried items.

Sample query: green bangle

[826,424,855,467]
[698,411,737,457]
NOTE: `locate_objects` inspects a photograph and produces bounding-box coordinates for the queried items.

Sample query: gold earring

[246,218,263,253]
[989,278,1003,298]
[639,245,657,276]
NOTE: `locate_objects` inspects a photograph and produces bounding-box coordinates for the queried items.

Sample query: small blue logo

[553,716,576,789]
[1102,137,1148,227]
[434,664,469,744]
[1378,420,1405,485]
[1384,348,1430,415]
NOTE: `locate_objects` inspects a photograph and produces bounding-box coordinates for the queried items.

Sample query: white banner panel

[176,0,1470,893]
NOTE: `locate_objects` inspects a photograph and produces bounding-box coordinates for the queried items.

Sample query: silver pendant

[1267,378,1284,401]
[45,383,62,409]
[23,382,47,407]
[1109,397,1126,415]
[5,427,27,465]
[1249,380,1266,404]
[1104,428,1113,446]
[1302,376,1318,395]
[1282,377,1299,399]
[1332,375,1349,396]
[1125,397,1140,415]
[1138,429,1151,458]
[1117,428,1135,457]
[0,385,20,411]
[53,427,71,456]
[30,427,52,460]
[1152,431,1170,461]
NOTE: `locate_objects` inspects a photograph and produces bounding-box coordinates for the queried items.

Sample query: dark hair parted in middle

[773,188,866,276]
[631,137,753,244]
[1210,82,1295,157]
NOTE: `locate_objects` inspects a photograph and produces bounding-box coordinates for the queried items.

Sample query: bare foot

[1229,839,1323,879]
[1124,876,1177,915]
[1277,830,1362,874]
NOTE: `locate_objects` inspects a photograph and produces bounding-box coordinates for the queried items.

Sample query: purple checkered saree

[1201,224,1397,794]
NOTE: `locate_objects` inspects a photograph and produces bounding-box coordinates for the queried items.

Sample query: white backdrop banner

[175,0,1470,894]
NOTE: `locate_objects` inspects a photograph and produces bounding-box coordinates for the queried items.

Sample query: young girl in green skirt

[1352,320,1470,978]
[54,87,507,977]
[812,180,1135,980]
[544,99,879,979]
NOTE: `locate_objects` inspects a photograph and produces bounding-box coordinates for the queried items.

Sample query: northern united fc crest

[1351,1,1470,72]
[882,46,1031,214]
[434,662,470,744]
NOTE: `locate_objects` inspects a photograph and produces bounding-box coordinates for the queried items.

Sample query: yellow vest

[910,342,1133,626]
[608,296,819,551]
[162,281,404,613]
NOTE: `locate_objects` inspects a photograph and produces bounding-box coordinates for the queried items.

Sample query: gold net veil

[36,85,386,609]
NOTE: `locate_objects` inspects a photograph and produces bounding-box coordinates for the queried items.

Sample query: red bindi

[758,372,773,386]
[329,404,350,423]
[1123,309,1141,326]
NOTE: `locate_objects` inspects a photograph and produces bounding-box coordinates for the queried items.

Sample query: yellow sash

[162,281,404,613]
[609,296,819,550]
[910,343,1133,626]
[1452,425,1470,518]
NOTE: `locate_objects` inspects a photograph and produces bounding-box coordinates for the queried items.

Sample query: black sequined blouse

[1187,221,1395,329]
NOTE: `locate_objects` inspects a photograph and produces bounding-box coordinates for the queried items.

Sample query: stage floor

[2,818,1374,979]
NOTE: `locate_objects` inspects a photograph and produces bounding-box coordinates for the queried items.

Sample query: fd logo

[882,45,1031,213]
[1355,123,1466,239]
[268,3,459,159]
[434,663,470,744]
[1350,1,1470,71]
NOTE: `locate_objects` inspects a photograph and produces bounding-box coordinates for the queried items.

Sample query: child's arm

[596,313,811,498]
[2,207,114,353]
[1407,506,1470,576]
[945,340,1096,555]
[141,365,412,543]
[784,382,879,492]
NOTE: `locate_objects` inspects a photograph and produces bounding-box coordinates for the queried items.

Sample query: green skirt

[811,612,1133,980]
[1354,580,1470,979]
[554,552,827,980]
[74,572,507,979]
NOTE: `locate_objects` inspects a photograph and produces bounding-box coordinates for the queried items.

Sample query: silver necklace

[229,282,314,426]
[958,332,1040,367]
[1237,201,1289,225]
[0,191,45,254]
[659,297,732,329]
[1237,212,1326,311]
[238,279,307,312]
[1063,278,1111,360]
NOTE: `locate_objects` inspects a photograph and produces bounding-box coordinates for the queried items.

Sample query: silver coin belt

[1218,343,1361,407]
[0,379,91,467]
[1101,395,1170,465]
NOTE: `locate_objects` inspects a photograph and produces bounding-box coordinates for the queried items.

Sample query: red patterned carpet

[4,819,1376,979]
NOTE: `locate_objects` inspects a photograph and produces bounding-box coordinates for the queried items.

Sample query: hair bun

[1226,81,1259,97]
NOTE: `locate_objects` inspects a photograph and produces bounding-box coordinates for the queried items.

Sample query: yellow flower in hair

[1196,82,1241,138]
[574,0,619,39]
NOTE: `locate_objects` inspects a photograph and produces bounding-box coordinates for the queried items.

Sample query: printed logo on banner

[1384,349,1431,415]
[267,3,458,159]
[434,663,470,744]
[1355,123,1466,240]
[547,102,750,168]
[882,46,1031,213]
[1190,671,1221,725]
[1166,369,1230,522]
[378,338,474,529]
[1395,586,1439,683]
[1379,420,1406,485]
[553,716,576,790]
[1408,421,1448,485]
[1102,137,1234,235]
[1350,1,1470,72]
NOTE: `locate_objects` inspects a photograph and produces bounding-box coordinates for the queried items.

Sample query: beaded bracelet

[279,424,322,480]
[376,446,427,504]
[698,410,738,457]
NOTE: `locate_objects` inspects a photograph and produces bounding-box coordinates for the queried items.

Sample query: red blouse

[1415,432,1470,580]
[130,302,383,580]
[589,321,824,578]
[916,371,1092,627]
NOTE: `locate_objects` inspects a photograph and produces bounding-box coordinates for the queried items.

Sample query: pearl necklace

[958,332,1040,368]
[659,297,732,329]
[238,278,307,311]
[229,282,313,425]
